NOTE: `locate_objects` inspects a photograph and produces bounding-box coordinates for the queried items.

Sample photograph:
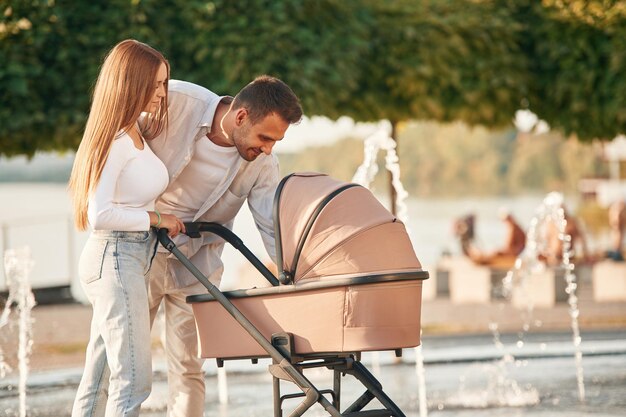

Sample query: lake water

[0,183,599,295]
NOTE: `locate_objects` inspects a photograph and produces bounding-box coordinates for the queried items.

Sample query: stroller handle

[156,222,280,287]
[155,225,340,415]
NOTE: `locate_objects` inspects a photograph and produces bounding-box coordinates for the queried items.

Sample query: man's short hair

[233,75,303,125]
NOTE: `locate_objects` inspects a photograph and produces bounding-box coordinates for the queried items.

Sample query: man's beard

[232,125,259,161]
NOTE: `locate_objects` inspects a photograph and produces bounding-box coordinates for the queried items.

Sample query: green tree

[0,0,371,156]
[345,1,528,126]
[508,0,626,141]
[279,123,606,198]
[0,0,158,156]
[2,0,624,159]
[143,0,372,118]
[341,0,528,210]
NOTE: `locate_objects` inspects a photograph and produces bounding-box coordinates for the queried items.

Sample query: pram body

[158,173,427,417]
[189,275,422,359]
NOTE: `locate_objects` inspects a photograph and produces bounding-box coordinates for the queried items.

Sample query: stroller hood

[274,173,422,283]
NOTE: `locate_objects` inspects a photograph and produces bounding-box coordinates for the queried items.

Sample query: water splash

[414,342,428,417]
[501,192,585,402]
[0,297,14,379]
[446,322,541,409]
[446,355,540,409]
[353,124,428,417]
[352,122,410,223]
[1,247,36,417]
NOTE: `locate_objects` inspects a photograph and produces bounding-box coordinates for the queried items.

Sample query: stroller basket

[187,273,424,359]
[158,173,428,417]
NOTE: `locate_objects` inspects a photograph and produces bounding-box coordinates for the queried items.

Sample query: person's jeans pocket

[144,234,158,276]
[79,239,109,284]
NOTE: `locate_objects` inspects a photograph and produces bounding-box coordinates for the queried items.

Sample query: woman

[68,39,184,417]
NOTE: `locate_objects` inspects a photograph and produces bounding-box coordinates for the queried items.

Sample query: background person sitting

[606,200,626,261]
[453,213,476,257]
[489,208,526,258]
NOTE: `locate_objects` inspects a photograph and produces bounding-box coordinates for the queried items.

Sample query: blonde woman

[68,39,184,417]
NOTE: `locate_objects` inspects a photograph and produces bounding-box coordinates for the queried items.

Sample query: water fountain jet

[0,247,36,417]
[353,123,427,417]
[501,192,585,402]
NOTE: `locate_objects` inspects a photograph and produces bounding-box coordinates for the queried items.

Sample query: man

[607,200,626,261]
[146,75,303,416]
[496,208,526,258]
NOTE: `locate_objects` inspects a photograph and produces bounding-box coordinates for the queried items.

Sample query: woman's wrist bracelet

[155,209,162,227]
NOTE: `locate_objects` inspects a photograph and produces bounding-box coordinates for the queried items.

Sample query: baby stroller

[157,173,428,417]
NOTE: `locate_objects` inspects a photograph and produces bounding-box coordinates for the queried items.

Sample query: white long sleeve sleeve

[87,133,169,231]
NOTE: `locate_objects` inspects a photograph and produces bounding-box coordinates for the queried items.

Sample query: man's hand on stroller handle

[155,222,280,286]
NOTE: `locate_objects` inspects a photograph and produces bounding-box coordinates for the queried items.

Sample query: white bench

[446,257,491,304]
[441,257,575,306]
[510,269,562,309]
[592,261,626,302]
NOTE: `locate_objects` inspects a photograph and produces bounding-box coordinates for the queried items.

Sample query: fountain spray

[353,123,428,417]
[502,192,585,402]
[1,247,36,417]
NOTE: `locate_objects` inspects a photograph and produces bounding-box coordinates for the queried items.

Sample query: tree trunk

[388,121,398,216]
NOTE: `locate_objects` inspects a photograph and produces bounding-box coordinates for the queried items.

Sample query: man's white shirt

[158,136,241,222]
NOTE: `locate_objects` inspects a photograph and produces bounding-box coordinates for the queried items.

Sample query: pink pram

[157,173,428,417]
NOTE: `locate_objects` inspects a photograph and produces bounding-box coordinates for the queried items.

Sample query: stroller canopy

[274,173,422,283]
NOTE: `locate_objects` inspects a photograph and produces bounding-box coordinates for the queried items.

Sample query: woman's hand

[159,213,186,237]
[149,211,186,237]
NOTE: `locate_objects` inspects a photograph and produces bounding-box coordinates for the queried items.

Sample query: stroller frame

[157,222,425,417]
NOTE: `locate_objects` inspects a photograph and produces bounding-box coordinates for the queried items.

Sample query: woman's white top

[87,132,169,231]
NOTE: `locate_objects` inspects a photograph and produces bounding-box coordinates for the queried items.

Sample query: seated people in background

[606,200,626,261]
[454,208,526,267]
[453,213,476,257]
[487,208,526,261]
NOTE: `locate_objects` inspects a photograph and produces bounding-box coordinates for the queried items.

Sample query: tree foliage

[342,0,529,128]
[1,0,624,157]
[130,0,374,117]
[0,0,159,154]
[509,0,626,141]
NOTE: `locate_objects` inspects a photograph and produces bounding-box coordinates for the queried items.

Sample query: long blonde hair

[68,39,169,230]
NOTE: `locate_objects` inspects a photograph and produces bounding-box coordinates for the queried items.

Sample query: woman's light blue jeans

[72,230,157,417]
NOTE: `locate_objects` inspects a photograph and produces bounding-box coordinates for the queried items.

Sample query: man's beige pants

[148,252,207,417]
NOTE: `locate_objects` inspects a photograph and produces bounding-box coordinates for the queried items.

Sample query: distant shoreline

[0,152,73,183]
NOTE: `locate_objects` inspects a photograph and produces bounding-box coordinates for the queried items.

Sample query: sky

[276,115,389,154]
